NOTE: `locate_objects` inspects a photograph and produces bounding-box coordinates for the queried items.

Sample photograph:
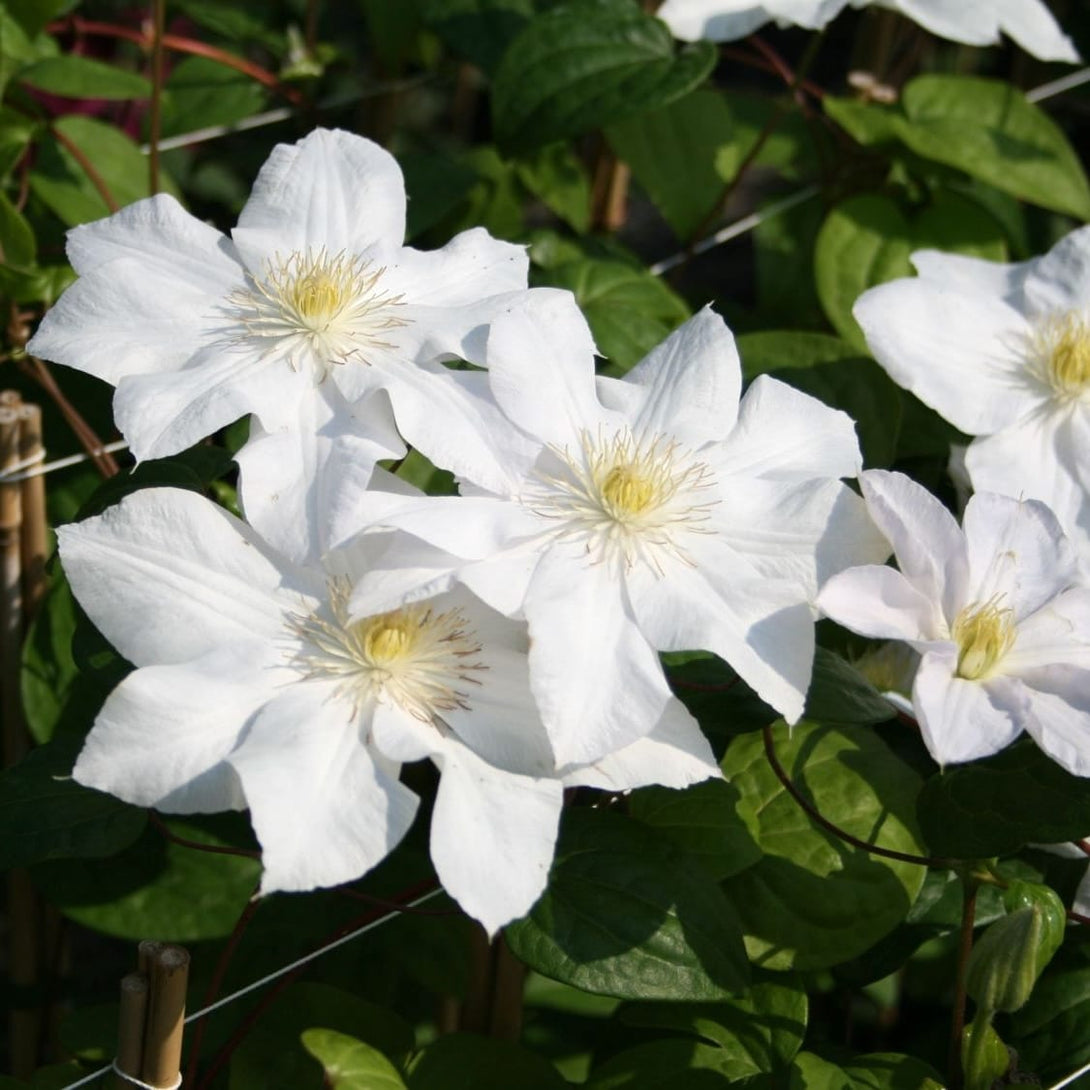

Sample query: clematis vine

[334,293,888,766]
[854,227,1090,568]
[657,0,1079,61]
[59,487,719,935]
[817,471,1090,773]
[28,127,533,564]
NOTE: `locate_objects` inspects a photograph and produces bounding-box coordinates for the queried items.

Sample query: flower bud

[962,1014,1010,1090]
[966,881,1066,1013]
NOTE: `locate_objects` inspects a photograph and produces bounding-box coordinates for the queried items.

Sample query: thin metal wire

[0,440,128,483]
[1027,66,1090,103]
[1046,1055,1090,1090]
[52,888,443,1090]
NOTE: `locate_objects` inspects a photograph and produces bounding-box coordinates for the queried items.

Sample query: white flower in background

[29,127,531,564]
[818,471,1090,773]
[59,487,718,935]
[658,0,1079,61]
[657,0,847,41]
[855,228,1090,569]
[335,294,888,766]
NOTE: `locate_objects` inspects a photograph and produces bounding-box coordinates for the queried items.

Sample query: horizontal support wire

[54,888,443,1090]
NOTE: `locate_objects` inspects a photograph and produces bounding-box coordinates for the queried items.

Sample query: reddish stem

[147,811,261,859]
[50,16,303,104]
[49,124,119,213]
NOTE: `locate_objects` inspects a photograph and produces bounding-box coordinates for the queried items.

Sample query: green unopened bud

[966,881,1066,1013]
[962,1012,1010,1090]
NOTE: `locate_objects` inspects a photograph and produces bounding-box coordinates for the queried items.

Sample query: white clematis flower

[658,0,1079,61]
[59,486,718,935]
[817,471,1090,773]
[29,127,531,565]
[855,228,1090,568]
[335,294,887,766]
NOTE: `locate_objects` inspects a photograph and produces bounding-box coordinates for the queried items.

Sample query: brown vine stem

[948,876,978,1090]
[1068,910,1090,926]
[761,723,953,868]
[51,16,303,104]
[183,890,262,1090]
[21,355,119,477]
[147,0,166,196]
[147,811,261,859]
[49,124,119,213]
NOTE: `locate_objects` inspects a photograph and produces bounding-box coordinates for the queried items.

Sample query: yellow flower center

[600,464,658,518]
[1034,312,1090,397]
[226,248,409,380]
[952,598,1015,680]
[292,583,485,720]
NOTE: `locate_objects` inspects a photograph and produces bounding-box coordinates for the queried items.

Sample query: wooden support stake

[142,945,189,1089]
[17,404,47,621]
[112,973,150,1089]
[487,937,526,1042]
[138,940,165,976]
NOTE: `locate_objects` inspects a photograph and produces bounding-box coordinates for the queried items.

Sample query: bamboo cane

[111,973,150,1089]
[141,945,189,1088]
[17,404,46,621]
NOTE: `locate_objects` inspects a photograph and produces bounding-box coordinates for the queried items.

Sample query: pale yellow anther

[361,614,416,665]
[952,598,1016,680]
[601,465,657,517]
[1035,312,1090,397]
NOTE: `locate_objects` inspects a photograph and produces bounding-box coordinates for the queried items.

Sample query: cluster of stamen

[226,248,408,380]
[951,596,1016,680]
[529,428,718,570]
[292,581,485,722]
[1031,311,1090,398]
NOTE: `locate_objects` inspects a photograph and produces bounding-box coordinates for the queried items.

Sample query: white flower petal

[228,684,419,894]
[380,228,528,306]
[485,289,607,448]
[429,741,563,936]
[564,696,720,790]
[624,307,742,446]
[1022,688,1090,777]
[859,470,969,620]
[965,405,1090,548]
[72,653,264,812]
[1023,225,1090,316]
[658,0,847,40]
[818,565,944,641]
[962,492,1075,619]
[711,478,888,597]
[113,343,308,462]
[236,386,405,566]
[524,547,673,764]
[713,374,862,480]
[370,700,438,764]
[57,487,299,667]
[912,647,1026,766]
[910,248,1033,300]
[626,542,813,724]
[232,128,406,271]
[1005,589,1090,675]
[854,278,1043,435]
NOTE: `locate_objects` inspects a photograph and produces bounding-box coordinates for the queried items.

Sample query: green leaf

[803,648,898,727]
[21,574,79,744]
[786,1053,853,1090]
[30,115,181,228]
[419,0,533,74]
[917,739,1090,858]
[400,151,482,240]
[301,1030,407,1090]
[736,331,860,379]
[3,0,70,38]
[505,808,750,1000]
[161,56,268,138]
[585,1040,735,1089]
[617,977,808,1078]
[628,778,763,881]
[0,105,39,177]
[535,257,689,372]
[0,188,34,266]
[0,738,146,870]
[606,89,733,240]
[408,1034,568,1090]
[826,77,1090,222]
[515,143,591,233]
[33,816,261,940]
[721,721,927,970]
[18,56,152,99]
[814,190,1007,350]
[229,984,415,1090]
[843,1053,943,1090]
[493,0,716,154]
